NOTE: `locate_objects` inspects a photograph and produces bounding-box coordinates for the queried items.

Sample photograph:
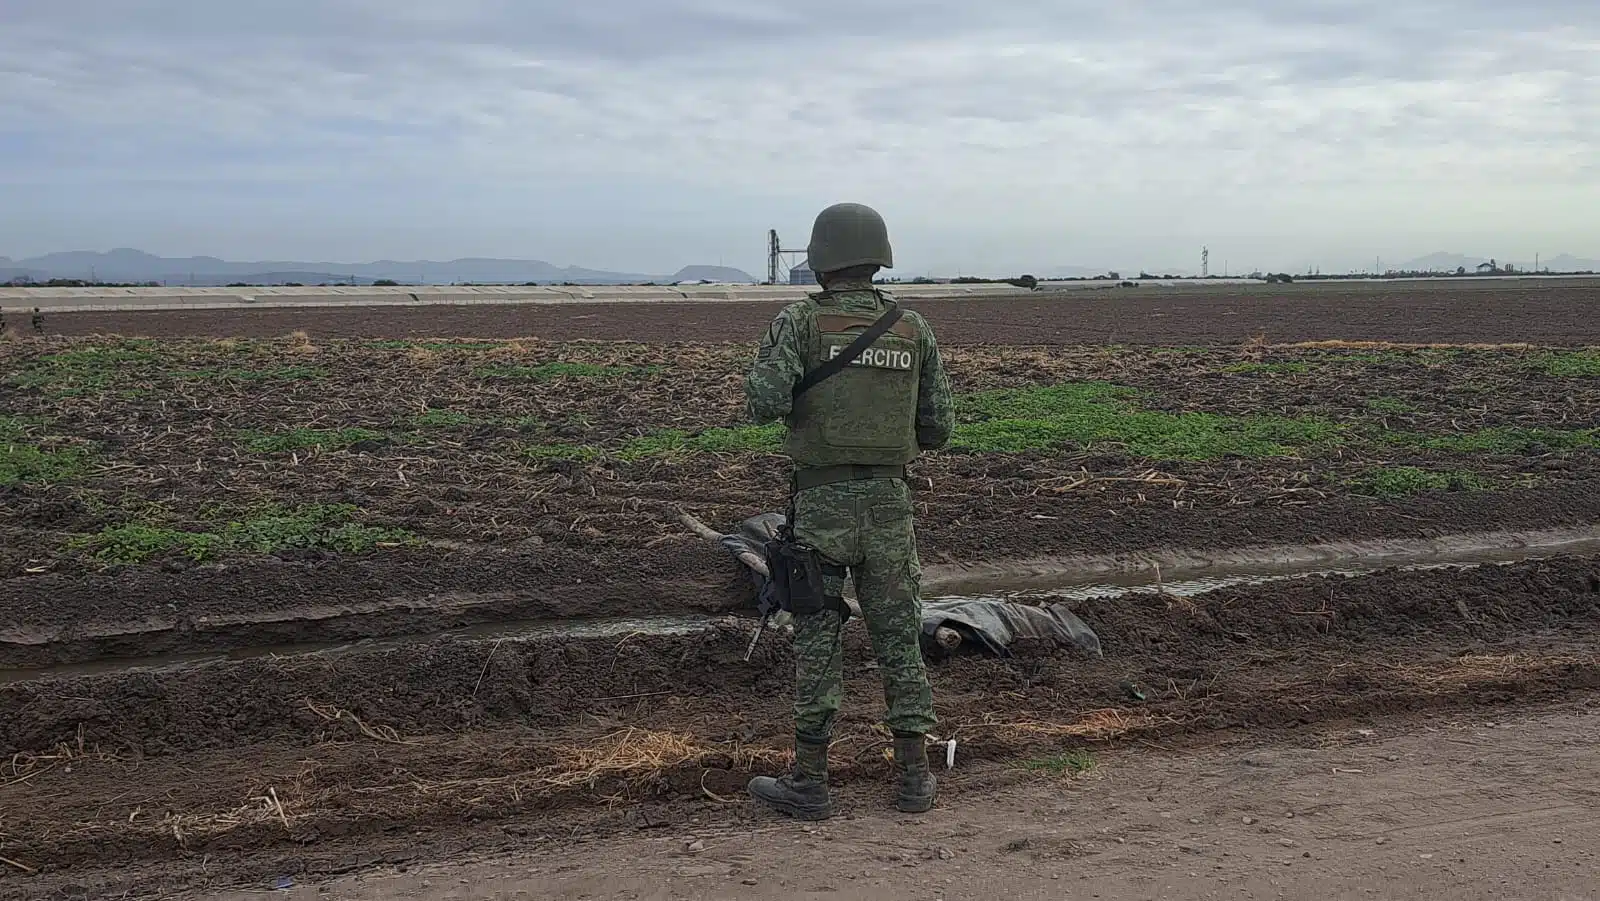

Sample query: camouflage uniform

[742,203,954,819]
[745,278,953,739]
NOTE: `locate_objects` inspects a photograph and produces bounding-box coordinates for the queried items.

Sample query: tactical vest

[784,295,923,468]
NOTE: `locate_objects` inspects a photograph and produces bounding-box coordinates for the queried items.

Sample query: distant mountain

[1394,252,1488,272]
[1533,254,1600,272]
[669,265,757,283]
[208,272,379,287]
[1,249,755,286]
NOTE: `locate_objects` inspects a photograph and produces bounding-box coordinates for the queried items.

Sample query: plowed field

[2,312,1599,899]
[32,280,1600,344]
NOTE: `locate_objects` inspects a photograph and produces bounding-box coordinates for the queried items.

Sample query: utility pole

[766,228,806,285]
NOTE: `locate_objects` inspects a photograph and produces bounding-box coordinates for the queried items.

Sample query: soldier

[743,202,955,819]
[31,308,43,334]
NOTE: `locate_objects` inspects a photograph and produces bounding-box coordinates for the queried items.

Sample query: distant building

[789,261,815,286]
[1476,259,1497,274]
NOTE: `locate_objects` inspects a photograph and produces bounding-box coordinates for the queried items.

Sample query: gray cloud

[1,0,1596,274]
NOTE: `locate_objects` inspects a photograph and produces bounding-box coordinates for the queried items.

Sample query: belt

[793,464,908,491]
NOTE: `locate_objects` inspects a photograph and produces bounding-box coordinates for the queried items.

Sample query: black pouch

[764,537,828,616]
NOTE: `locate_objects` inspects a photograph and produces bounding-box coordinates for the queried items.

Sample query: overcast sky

[2,0,1596,275]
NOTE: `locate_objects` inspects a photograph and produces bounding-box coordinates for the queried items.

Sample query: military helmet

[806,202,893,274]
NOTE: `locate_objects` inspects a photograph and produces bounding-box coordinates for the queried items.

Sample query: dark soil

[35,282,1600,344]
[0,544,747,667]
[2,556,1598,891]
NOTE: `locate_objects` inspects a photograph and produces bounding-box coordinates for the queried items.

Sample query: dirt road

[189,703,1600,901]
[35,282,1600,344]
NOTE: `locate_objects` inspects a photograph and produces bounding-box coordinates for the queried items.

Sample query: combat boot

[748,735,833,820]
[893,731,937,813]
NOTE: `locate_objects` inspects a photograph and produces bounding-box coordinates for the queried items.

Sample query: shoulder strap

[793,301,903,398]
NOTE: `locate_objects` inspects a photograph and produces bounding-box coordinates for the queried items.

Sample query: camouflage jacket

[743,278,955,456]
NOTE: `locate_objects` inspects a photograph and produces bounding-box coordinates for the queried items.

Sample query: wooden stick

[680,511,772,577]
[678,511,724,542]
[0,856,37,875]
[268,787,292,831]
[733,550,770,579]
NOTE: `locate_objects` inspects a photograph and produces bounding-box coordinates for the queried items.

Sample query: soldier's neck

[819,277,877,293]
[816,278,881,310]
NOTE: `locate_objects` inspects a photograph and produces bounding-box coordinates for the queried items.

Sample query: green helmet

[806,202,893,274]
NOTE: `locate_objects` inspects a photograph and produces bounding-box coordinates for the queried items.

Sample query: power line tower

[767,229,808,285]
[1201,246,1210,279]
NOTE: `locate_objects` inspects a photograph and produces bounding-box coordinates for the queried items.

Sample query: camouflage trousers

[789,478,936,740]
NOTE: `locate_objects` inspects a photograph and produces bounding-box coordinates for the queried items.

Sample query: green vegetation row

[46,462,1530,568]
[0,414,92,487]
[511,381,1599,464]
[8,380,1599,490]
[521,381,1344,462]
[67,503,416,565]
[1352,466,1492,498]
[2,344,663,399]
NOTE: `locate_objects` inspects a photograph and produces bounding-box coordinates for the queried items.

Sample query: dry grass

[286,329,320,355]
[1367,652,1576,690]
[952,708,1179,743]
[310,728,786,816]
[543,728,782,789]
[406,345,442,368]
[1032,467,1190,496]
[36,727,788,849]
[2,726,121,788]
[303,701,416,745]
[158,793,294,848]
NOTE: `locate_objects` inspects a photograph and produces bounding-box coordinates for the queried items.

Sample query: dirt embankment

[3,557,1597,868]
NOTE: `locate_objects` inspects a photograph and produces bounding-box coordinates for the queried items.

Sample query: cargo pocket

[869,489,916,561]
[870,502,908,526]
